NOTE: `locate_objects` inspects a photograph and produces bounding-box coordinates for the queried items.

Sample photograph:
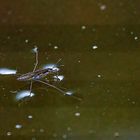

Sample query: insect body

[17,47,81,101]
[17,68,58,81]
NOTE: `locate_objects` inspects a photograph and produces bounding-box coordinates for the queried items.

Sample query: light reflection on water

[53,75,64,81]
[65,91,73,96]
[43,63,60,72]
[15,90,35,101]
[0,68,17,75]
[15,124,22,129]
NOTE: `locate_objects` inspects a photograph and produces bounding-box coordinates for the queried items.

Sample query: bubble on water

[0,68,17,75]
[15,90,35,101]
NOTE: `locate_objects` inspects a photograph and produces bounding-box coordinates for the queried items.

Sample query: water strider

[17,47,81,101]
[17,66,59,81]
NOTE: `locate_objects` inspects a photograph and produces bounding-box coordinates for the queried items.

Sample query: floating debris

[25,39,29,43]
[78,60,81,63]
[132,101,136,104]
[7,131,12,136]
[88,129,96,134]
[40,128,45,133]
[81,25,86,30]
[75,112,80,117]
[134,36,138,40]
[100,4,107,10]
[7,36,11,39]
[62,134,67,139]
[31,129,36,133]
[48,43,52,46]
[32,137,37,140]
[114,132,120,137]
[122,27,126,31]
[0,68,17,75]
[53,133,57,138]
[54,46,58,49]
[28,115,33,119]
[92,28,96,32]
[92,45,98,50]
[67,127,72,131]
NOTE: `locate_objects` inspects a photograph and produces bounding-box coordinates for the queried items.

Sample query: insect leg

[29,47,39,94]
[33,47,39,72]
[35,79,66,94]
[35,79,82,101]
[29,80,33,94]
[54,58,62,81]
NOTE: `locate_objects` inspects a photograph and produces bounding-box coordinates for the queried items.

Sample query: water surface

[0,25,140,140]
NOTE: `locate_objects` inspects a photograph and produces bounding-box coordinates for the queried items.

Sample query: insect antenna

[52,58,62,70]
[51,58,62,81]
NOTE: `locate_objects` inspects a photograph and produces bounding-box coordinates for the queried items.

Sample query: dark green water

[0,25,140,140]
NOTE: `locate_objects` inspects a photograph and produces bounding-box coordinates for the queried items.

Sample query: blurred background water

[0,0,140,140]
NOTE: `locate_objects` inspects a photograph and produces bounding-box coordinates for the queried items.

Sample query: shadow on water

[0,25,140,140]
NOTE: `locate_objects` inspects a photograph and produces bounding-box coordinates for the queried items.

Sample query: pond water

[0,25,140,140]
